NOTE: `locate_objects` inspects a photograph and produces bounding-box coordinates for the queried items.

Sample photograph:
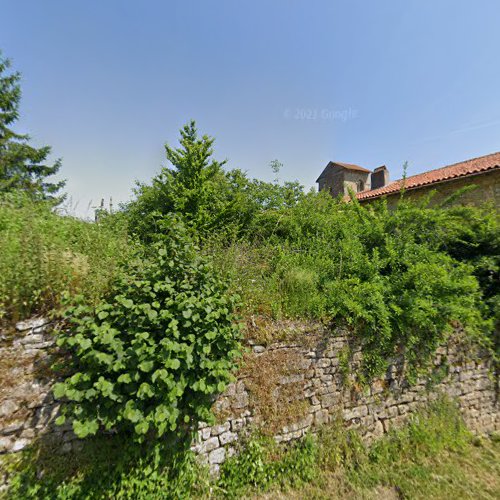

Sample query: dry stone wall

[0,318,76,455]
[0,319,498,474]
[192,327,499,472]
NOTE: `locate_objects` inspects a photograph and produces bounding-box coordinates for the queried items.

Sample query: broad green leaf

[97,311,109,320]
[52,383,66,399]
[117,373,132,384]
[135,420,149,435]
[139,360,154,372]
[73,419,99,438]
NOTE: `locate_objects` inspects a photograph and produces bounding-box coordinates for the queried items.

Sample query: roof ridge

[332,161,372,173]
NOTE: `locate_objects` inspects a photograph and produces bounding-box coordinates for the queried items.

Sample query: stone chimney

[370,165,389,190]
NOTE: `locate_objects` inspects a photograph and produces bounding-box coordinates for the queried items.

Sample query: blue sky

[2,0,500,217]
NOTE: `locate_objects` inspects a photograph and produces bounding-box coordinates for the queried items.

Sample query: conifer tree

[0,51,65,202]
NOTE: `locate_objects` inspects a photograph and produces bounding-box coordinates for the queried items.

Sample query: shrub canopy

[54,216,242,439]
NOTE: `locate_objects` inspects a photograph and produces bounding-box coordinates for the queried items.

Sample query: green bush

[216,192,496,377]
[125,121,304,242]
[217,434,318,497]
[53,216,242,440]
[4,436,209,500]
[0,192,130,323]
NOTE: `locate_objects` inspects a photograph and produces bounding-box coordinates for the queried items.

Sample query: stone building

[316,161,375,197]
[317,152,500,208]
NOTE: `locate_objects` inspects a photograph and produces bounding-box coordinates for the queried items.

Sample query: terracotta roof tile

[333,162,372,173]
[356,152,500,201]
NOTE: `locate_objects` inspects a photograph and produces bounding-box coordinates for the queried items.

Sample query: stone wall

[1,320,498,474]
[0,318,76,455]
[191,326,499,472]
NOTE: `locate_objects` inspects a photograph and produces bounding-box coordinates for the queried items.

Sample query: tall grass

[0,193,132,324]
[216,398,499,499]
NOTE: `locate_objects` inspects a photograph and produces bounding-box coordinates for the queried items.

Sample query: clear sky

[2,0,500,217]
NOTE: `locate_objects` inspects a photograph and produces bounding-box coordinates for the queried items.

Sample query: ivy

[53,216,242,440]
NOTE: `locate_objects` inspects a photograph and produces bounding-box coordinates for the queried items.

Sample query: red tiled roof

[333,162,372,173]
[316,161,371,182]
[356,152,500,201]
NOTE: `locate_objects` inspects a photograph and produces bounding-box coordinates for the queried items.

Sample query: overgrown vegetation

[3,434,210,499]
[126,120,303,241]
[4,399,499,499]
[240,348,308,434]
[53,215,242,439]
[1,51,499,498]
[0,192,130,324]
[216,192,497,377]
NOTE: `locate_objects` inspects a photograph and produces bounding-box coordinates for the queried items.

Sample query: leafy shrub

[0,192,130,323]
[125,121,304,242]
[53,216,242,439]
[217,434,318,497]
[5,435,209,500]
[217,192,496,377]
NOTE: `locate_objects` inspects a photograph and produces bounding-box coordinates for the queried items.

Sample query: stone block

[231,418,245,431]
[279,374,304,385]
[343,405,368,421]
[16,318,49,331]
[12,438,30,452]
[1,420,24,435]
[20,334,45,345]
[196,427,211,441]
[320,393,339,409]
[316,358,331,369]
[224,383,236,397]
[314,409,329,426]
[200,436,219,454]
[0,436,13,453]
[372,419,384,437]
[208,447,226,465]
[0,400,20,419]
[211,423,230,437]
[20,428,35,440]
[219,431,238,445]
[231,392,249,410]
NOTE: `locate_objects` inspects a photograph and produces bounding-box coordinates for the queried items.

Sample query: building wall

[319,166,371,197]
[343,169,371,194]
[318,165,343,197]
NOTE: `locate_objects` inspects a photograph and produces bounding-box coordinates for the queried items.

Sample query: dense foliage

[215,191,496,376]
[2,49,498,498]
[126,120,304,241]
[0,52,65,202]
[53,216,242,439]
[125,124,498,377]
[1,108,498,463]
[0,192,130,323]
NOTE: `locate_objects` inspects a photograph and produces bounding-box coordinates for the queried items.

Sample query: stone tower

[316,161,372,197]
